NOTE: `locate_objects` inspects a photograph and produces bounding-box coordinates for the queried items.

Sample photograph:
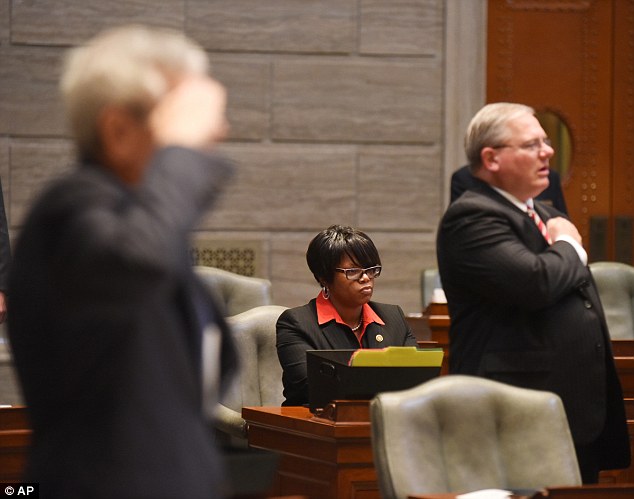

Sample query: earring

[321,286,330,300]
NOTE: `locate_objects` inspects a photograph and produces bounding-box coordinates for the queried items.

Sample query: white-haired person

[8,25,238,498]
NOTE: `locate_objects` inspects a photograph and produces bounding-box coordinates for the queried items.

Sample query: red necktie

[527,207,552,245]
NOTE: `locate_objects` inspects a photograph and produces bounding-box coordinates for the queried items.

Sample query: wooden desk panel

[409,494,526,499]
[0,406,30,481]
[529,484,634,498]
[405,314,432,342]
[409,484,634,498]
[615,356,634,398]
[612,341,634,357]
[624,398,634,420]
[243,405,379,499]
[415,303,450,375]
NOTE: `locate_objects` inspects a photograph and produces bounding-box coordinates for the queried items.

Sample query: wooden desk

[409,483,634,498]
[0,406,300,499]
[408,494,526,499]
[406,302,449,346]
[407,303,450,375]
[243,403,379,499]
[612,353,634,483]
[0,406,30,481]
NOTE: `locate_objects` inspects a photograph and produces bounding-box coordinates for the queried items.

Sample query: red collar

[316,293,385,330]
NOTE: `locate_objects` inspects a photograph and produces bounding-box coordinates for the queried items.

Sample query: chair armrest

[213,403,248,439]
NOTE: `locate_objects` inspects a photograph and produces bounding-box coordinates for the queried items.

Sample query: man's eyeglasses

[335,265,382,280]
[492,137,552,154]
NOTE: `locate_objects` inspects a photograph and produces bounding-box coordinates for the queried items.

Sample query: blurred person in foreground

[436,102,630,483]
[276,225,416,406]
[7,25,238,499]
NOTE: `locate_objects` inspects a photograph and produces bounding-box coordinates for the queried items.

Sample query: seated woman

[276,225,417,406]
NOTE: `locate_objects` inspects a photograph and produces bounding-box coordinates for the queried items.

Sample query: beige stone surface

[200,143,357,230]
[359,0,443,55]
[0,46,67,137]
[10,0,183,45]
[271,58,442,143]
[270,232,318,308]
[0,0,487,315]
[0,0,9,46]
[443,0,487,207]
[10,139,75,226]
[187,0,355,53]
[358,145,442,230]
[369,231,437,314]
[209,56,270,141]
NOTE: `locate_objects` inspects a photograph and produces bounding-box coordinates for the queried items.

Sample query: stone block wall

[0,0,454,314]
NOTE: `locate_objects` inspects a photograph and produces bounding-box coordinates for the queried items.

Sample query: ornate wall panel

[487,0,631,261]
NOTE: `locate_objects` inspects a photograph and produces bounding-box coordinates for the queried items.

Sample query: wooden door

[487,0,634,264]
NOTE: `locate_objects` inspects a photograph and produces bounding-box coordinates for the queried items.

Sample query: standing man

[8,25,238,498]
[437,102,630,483]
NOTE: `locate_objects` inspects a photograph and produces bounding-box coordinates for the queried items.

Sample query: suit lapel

[523,211,549,246]
[363,322,387,348]
[534,202,552,222]
[475,183,552,249]
[320,321,359,349]
[318,320,388,349]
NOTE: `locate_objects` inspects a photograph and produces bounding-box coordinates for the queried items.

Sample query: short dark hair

[306,225,381,285]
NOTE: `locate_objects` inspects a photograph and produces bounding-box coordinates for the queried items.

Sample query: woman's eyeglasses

[335,265,382,280]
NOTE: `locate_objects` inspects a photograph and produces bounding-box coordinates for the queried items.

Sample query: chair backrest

[370,375,581,498]
[214,305,287,439]
[194,265,273,316]
[420,268,442,309]
[589,261,634,340]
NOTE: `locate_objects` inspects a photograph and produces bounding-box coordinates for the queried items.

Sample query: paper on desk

[456,489,512,499]
[348,346,444,367]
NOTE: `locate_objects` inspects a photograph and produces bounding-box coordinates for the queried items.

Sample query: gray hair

[60,24,210,160]
[464,102,535,171]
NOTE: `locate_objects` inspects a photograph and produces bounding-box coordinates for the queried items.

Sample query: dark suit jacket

[451,165,568,215]
[276,299,417,406]
[437,178,629,470]
[8,147,239,499]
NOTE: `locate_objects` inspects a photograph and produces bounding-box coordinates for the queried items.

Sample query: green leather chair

[589,261,634,340]
[212,305,287,441]
[370,375,581,498]
[420,268,442,309]
[194,265,273,317]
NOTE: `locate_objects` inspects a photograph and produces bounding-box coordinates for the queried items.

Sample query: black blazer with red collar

[276,299,416,406]
[437,178,630,471]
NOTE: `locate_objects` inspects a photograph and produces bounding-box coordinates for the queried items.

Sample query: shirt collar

[491,186,531,213]
[316,292,385,327]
